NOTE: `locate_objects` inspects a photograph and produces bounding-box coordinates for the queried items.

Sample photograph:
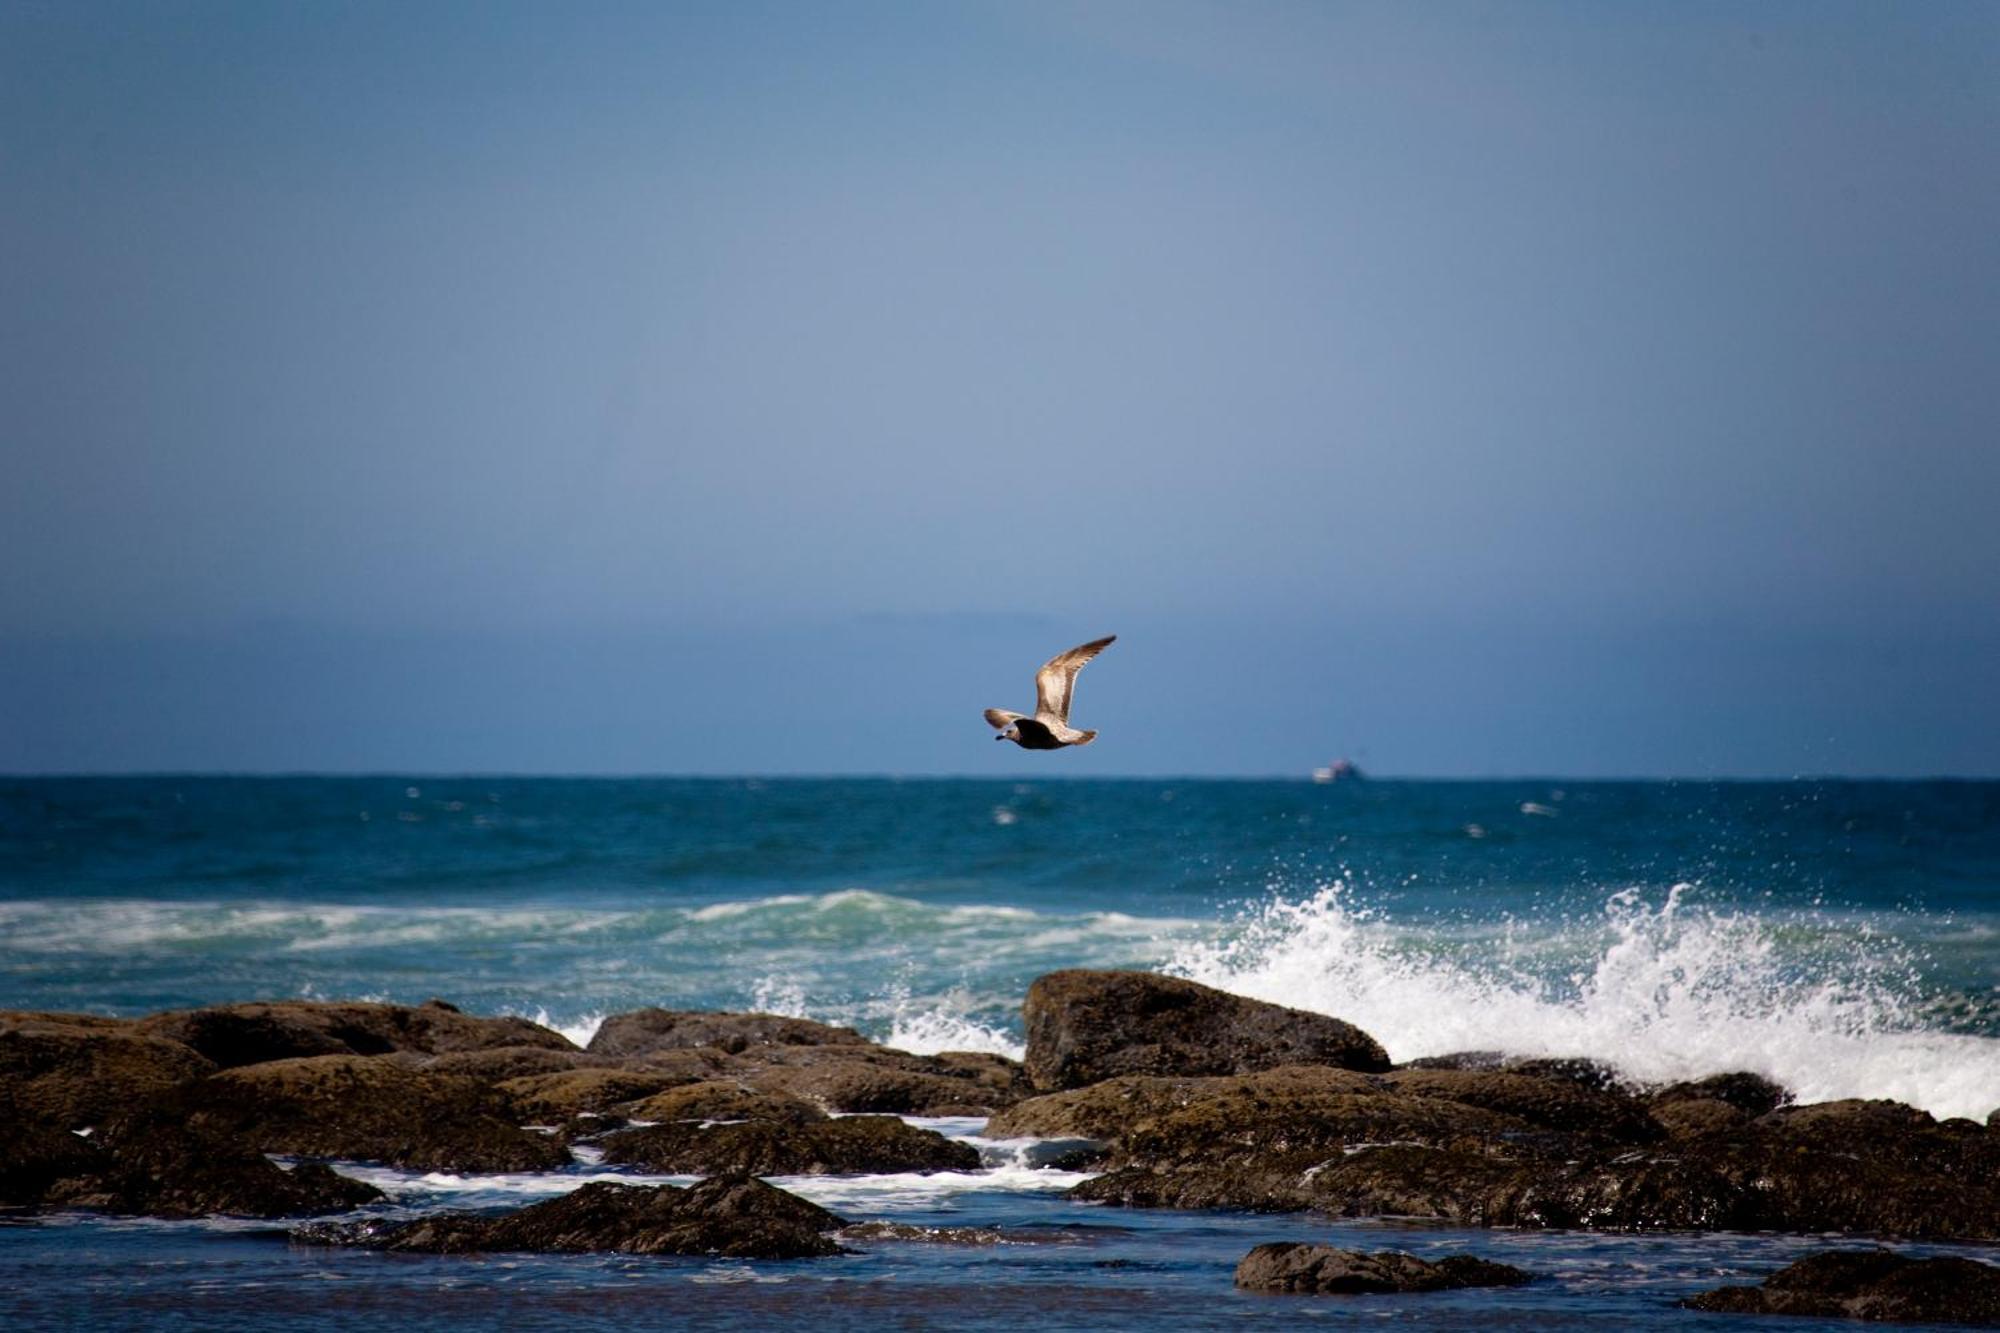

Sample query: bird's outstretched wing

[1033,635,1116,724]
[985,708,1025,730]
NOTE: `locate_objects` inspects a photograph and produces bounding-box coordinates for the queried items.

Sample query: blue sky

[3,1,1995,776]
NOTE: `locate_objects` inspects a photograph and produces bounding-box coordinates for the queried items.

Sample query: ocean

[4,776,1998,1329]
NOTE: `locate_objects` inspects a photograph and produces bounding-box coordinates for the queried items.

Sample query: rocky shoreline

[5,971,1998,1322]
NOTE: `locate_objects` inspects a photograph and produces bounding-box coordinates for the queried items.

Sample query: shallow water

[2,777,1997,1327]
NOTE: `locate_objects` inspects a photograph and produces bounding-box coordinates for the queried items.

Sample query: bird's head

[996,726,1017,743]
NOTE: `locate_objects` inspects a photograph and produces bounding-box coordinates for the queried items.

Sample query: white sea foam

[513,1006,606,1049]
[1167,882,2000,1122]
[886,999,1026,1060]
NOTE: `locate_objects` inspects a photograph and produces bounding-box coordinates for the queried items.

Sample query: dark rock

[498,1068,703,1121]
[296,1175,844,1259]
[1683,1249,2000,1325]
[1,1124,105,1206]
[0,1018,217,1129]
[1649,1071,1789,1117]
[1400,1052,1628,1092]
[739,1045,1012,1115]
[136,1000,575,1068]
[926,1050,1030,1100]
[587,1009,866,1059]
[1115,1066,1538,1170]
[422,1046,609,1083]
[983,1075,1213,1140]
[1060,1060,2000,1241]
[1649,1096,1752,1139]
[46,1110,383,1218]
[1023,971,1389,1091]
[1379,1068,1662,1145]
[1499,1056,1624,1091]
[1234,1243,1531,1294]
[599,1114,980,1176]
[172,1055,571,1172]
[618,1045,744,1081]
[619,1080,827,1125]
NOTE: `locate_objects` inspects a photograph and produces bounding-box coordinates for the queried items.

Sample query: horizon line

[4,770,1995,784]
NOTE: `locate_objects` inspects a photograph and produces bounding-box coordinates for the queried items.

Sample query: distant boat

[1312,759,1365,784]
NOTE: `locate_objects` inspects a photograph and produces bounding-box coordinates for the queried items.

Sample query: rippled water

[2,777,1996,1328]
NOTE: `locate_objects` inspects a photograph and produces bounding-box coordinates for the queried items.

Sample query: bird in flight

[985,635,1117,750]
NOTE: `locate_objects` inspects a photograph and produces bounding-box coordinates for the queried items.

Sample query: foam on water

[1168,881,2000,1122]
[335,1114,1092,1214]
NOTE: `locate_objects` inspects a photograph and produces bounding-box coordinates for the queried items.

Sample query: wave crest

[1168,882,2000,1122]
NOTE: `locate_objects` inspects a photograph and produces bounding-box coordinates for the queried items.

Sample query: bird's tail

[1073,730,1098,746]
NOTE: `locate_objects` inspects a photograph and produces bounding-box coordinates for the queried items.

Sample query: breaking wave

[1168,881,2000,1122]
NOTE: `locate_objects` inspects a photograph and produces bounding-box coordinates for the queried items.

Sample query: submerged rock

[171,1054,571,1172]
[1022,970,1389,1091]
[136,1000,575,1068]
[295,1175,844,1259]
[1683,1249,2000,1326]
[1234,1243,1532,1294]
[598,1114,980,1176]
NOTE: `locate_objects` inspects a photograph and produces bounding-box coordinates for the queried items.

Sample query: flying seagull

[985,635,1117,750]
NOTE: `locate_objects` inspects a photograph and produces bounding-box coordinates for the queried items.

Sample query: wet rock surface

[1066,1074,2000,1241]
[1234,1243,1533,1294]
[619,1080,828,1125]
[295,1175,846,1259]
[1684,1249,2000,1326]
[498,1067,702,1120]
[172,1055,572,1172]
[735,1044,1021,1115]
[586,1009,867,1059]
[46,1111,384,1218]
[1,1017,217,1129]
[1023,970,1390,1090]
[136,1000,576,1068]
[599,1114,981,1175]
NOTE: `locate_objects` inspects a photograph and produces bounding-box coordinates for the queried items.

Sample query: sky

[2,0,1995,777]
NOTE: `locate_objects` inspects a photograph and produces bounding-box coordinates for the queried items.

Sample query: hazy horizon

[5,2,1996,778]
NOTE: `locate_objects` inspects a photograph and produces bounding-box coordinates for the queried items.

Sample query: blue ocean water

[3,777,1998,1330]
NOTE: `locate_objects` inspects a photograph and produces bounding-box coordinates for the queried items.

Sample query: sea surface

[3,776,1997,1330]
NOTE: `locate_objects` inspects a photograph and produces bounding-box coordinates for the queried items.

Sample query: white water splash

[514,1007,605,1049]
[1167,882,2000,1123]
[886,992,1026,1060]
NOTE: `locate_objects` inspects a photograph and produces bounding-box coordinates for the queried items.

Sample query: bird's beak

[994,734,1005,741]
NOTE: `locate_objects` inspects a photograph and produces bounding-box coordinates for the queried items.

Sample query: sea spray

[1167,881,2000,1121]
